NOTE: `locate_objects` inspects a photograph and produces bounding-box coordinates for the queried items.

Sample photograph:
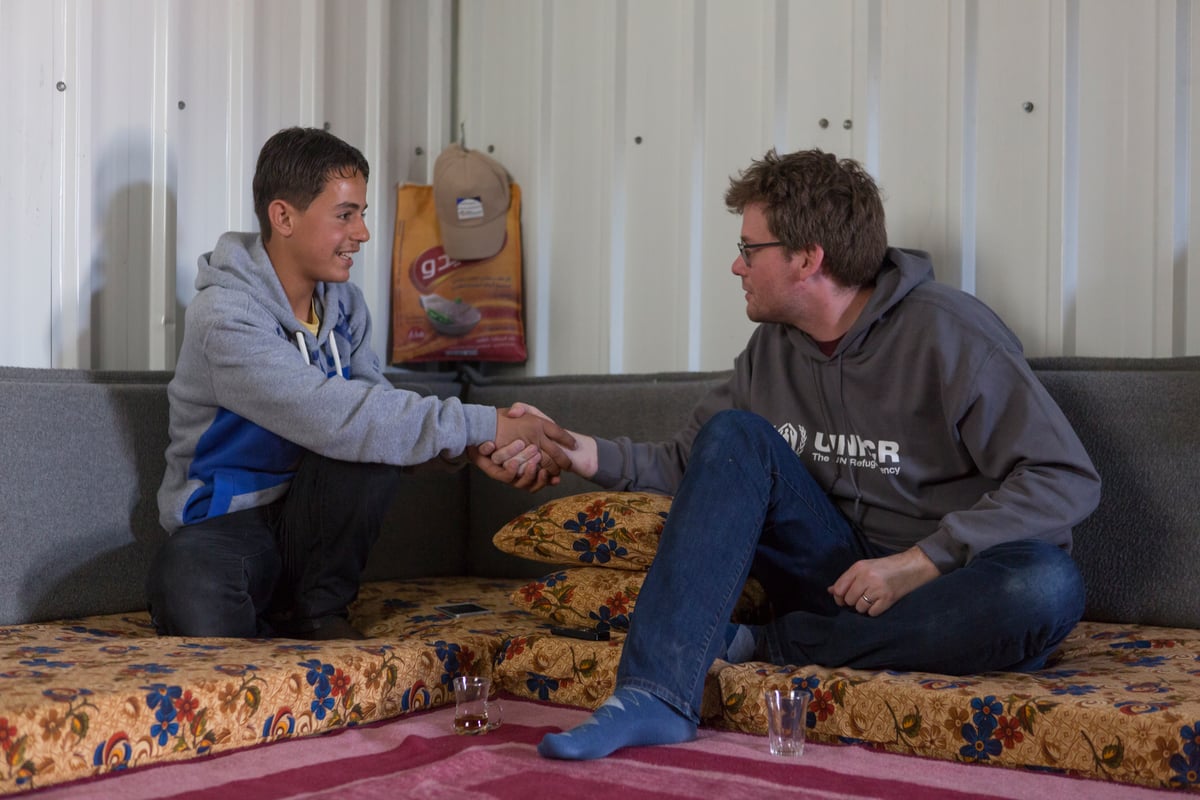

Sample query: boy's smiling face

[280,170,371,286]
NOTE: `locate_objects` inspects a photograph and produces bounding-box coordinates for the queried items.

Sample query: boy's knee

[146,535,269,638]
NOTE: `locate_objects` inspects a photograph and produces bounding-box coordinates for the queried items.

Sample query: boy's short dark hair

[725,149,887,288]
[252,127,370,241]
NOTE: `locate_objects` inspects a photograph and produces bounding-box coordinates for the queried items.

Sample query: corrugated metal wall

[2,0,1197,374]
[0,0,447,369]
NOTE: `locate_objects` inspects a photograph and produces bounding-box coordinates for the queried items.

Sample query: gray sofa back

[0,369,171,625]
[1032,358,1200,628]
[2,359,1198,630]
[0,367,469,625]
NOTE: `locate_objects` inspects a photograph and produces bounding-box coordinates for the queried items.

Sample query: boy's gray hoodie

[592,247,1101,572]
[158,232,497,533]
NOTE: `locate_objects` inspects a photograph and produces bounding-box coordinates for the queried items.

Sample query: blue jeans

[146,453,403,637]
[617,410,1085,723]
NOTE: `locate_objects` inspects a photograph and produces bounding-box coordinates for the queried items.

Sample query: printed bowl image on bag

[419,293,482,337]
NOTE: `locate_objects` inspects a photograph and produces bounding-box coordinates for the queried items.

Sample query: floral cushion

[491,491,672,570]
[708,621,1200,792]
[0,578,550,795]
[510,568,770,633]
[6,579,1200,794]
[495,618,1200,792]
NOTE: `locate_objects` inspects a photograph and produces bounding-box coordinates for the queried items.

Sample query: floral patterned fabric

[491,491,672,570]
[4,578,1200,794]
[498,617,1200,792]
[510,568,770,632]
[0,578,548,794]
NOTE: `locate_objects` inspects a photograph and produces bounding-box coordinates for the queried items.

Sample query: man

[150,127,572,640]
[479,149,1101,759]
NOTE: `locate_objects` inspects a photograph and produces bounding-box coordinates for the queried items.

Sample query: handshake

[471,404,596,492]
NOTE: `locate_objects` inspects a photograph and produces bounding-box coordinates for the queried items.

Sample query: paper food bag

[390,183,527,363]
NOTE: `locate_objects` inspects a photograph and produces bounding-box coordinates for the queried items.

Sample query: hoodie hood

[786,247,936,361]
[198,231,345,343]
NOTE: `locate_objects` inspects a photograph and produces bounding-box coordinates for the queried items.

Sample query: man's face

[732,203,803,324]
[285,171,370,284]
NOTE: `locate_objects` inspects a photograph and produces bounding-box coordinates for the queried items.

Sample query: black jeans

[146,453,404,637]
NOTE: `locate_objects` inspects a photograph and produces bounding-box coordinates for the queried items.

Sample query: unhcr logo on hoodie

[777,422,902,475]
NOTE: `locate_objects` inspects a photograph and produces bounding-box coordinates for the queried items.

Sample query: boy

[149,127,571,639]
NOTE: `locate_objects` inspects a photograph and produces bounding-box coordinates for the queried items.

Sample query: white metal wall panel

[88,0,156,370]
[695,0,772,371]
[777,1,856,155]
[171,0,247,335]
[620,0,695,375]
[1074,1,1162,356]
[876,0,959,295]
[2,1,55,367]
[51,0,96,370]
[973,0,1057,357]
[250,0,323,138]
[543,1,619,375]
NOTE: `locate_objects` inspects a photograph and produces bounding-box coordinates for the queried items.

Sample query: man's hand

[470,439,560,492]
[470,404,598,493]
[828,546,940,617]
[491,403,598,479]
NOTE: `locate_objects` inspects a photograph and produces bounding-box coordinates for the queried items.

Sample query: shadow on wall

[87,132,177,370]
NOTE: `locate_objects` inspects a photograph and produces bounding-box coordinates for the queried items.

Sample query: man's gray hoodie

[592,248,1101,572]
[157,232,497,533]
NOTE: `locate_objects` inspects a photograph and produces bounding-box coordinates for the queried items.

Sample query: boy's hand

[495,408,576,473]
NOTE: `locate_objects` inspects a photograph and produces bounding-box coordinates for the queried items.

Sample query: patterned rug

[27,697,1180,799]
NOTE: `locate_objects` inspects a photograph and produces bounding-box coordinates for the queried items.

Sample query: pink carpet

[27,697,1180,799]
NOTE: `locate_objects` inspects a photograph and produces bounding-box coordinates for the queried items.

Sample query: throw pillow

[492,491,672,571]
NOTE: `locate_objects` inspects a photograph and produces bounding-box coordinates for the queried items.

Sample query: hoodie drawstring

[295,329,344,378]
[295,331,310,364]
[837,351,865,526]
[329,332,343,377]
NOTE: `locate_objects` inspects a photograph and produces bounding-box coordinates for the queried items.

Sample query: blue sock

[537,687,696,760]
[722,623,757,663]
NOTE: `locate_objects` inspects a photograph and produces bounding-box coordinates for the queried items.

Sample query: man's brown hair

[725,149,887,287]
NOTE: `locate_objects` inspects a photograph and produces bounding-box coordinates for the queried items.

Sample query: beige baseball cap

[433,143,511,261]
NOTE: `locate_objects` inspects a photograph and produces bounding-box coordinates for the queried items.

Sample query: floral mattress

[2,575,1200,794]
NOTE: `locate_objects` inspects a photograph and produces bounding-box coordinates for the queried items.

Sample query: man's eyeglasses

[737,240,785,265]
